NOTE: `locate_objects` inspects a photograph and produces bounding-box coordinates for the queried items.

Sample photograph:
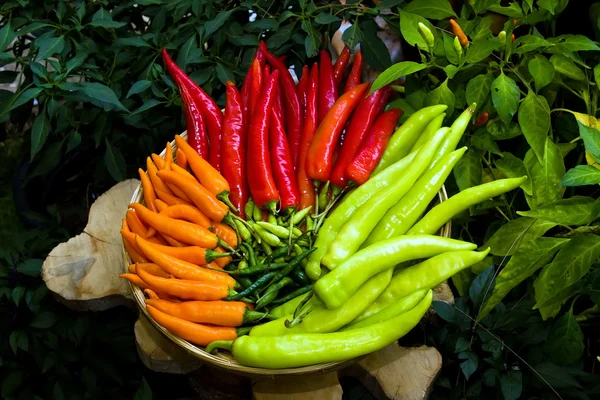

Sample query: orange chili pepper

[449,19,469,47]
[157,232,186,247]
[170,162,197,181]
[138,168,158,212]
[155,199,169,212]
[211,221,238,248]
[176,148,188,169]
[128,262,170,278]
[123,237,148,264]
[146,305,238,346]
[147,157,172,195]
[146,299,257,327]
[120,273,151,290]
[144,288,160,299]
[126,210,149,236]
[122,219,145,254]
[164,142,174,167]
[144,288,181,302]
[152,153,166,169]
[155,188,192,206]
[511,33,516,43]
[159,204,211,228]
[165,181,193,203]
[137,265,230,300]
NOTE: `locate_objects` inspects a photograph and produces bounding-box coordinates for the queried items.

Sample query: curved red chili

[270,91,300,211]
[247,70,280,212]
[179,83,209,160]
[330,86,394,188]
[318,50,337,124]
[297,65,309,116]
[306,82,370,181]
[333,46,351,89]
[263,64,271,86]
[221,81,248,218]
[297,63,319,210]
[241,49,264,130]
[345,109,404,186]
[344,50,362,92]
[474,112,489,127]
[162,49,223,169]
[248,59,263,119]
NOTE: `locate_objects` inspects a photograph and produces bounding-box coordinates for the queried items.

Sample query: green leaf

[560,165,600,186]
[595,63,600,86]
[2,371,25,397]
[190,69,212,86]
[491,71,520,126]
[314,13,341,25]
[134,377,153,400]
[12,286,25,306]
[402,0,457,19]
[513,35,554,54]
[104,138,126,182]
[432,301,456,324]
[471,129,501,155]
[360,21,392,71]
[9,331,28,353]
[245,19,278,32]
[67,131,81,152]
[443,32,460,64]
[500,371,522,400]
[92,7,111,21]
[0,22,15,51]
[205,9,236,39]
[487,2,524,17]
[479,237,568,320]
[524,140,565,209]
[469,265,495,307]
[517,196,600,226]
[302,20,320,58]
[370,62,425,93]
[545,308,584,365]
[398,10,437,51]
[485,217,556,256]
[538,282,580,320]
[35,35,65,61]
[215,63,234,85]
[89,20,126,29]
[424,78,455,112]
[550,54,585,81]
[495,152,531,194]
[30,112,50,160]
[534,363,581,389]
[127,80,152,98]
[547,34,600,53]
[17,259,42,276]
[465,39,503,63]
[175,35,197,71]
[528,55,555,92]
[488,120,522,140]
[79,82,127,112]
[113,37,151,48]
[453,149,482,191]
[443,65,458,79]
[538,0,559,14]
[518,91,550,163]
[465,74,493,109]
[460,352,478,380]
[30,311,58,329]
[132,99,161,115]
[577,120,600,161]
[47,98,59,119]
[534,234,600,306]
[342,22,362,50]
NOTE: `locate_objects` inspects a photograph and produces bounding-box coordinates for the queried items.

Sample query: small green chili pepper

[269,291,311,317]
[261,241,273,255]
[256,277,293,310]
[318,180,331,211]
[253,203,263,222]
[245,199,255,222]
[224,262,287,276]
[498,30,507,43]
[291,266,311,286]
[267,213,278,225]
[453,36,463,56]
[316,235,476,309]
[253,224,281,247]
[262,245,290,266]
[291,206,312,225]
[429,103,475,167]
[418,22,435,48]
[267,248,316,287]
[234,219,253,242]
[240,242,257,268]
[277,216,285,225]
[238,260,248,270]
[256,221,291,239]
[305,217,314,232]
[206,291,432,369]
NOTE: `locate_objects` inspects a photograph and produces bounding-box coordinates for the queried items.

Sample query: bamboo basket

[124,131,452,376]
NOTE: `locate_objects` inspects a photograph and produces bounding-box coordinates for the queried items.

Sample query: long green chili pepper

[322,126,450,269]
[263,245,290,266]
[270,290,311,314]
[373,104,447,174]
[318,181,330,211]
[408,177,528,235]
[305,150,418,281]
[245,199,255,222]
[256,277,293,309]
[315,235,476,309]
[268,248,316,286]
[291,206,312,225]
[225,271,278,301]
[206,290,432,369]
[224,262,288,275]
[429,103,475,168]
[250,269,392,337]
[364,147,467,246]
[240,242,257,269]
[234,219,253,242]
[409,113,445,153]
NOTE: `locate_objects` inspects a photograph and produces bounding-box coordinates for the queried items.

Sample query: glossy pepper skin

[297,64,319,210]
[207,290,432,369]
[179,80,209,159]
[221,81,248,218]
[270,90,300,211]
[162,49,223,170]
[241,49,264,125]
[247,71,280,212]
[329,86,393,188]
[249,59,264,118]
[344,50,362,92]
[429,104,476,168]
[306,82,369,181]
[332,46,350,88]
[297,65,309,113]
[318,50,337,124]
[345,108,403,186]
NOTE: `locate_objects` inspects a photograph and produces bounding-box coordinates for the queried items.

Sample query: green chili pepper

[238,260,248,270]
[263,245,290,266]
[296,239,310,247]
[343,289,429,330]
[234,219,253,242]
[498,30,507,43]
[369,249,490,314]
[429,104,475,168]
[261,241,273,255]
[253,203,263,222]
[364,147,467,246]
[206,290,432,369]
[408,177,528,235]
[245,199,255,222]
[291,206,312,225]
[305,216,314,232]
[315,235,476,309]
[318,181,331,211]
[270,291,311,317]
[305,150,418,281]
[268,248,316,286]
[277,216,285,225]
[256,221,299,239]
[253,224,281,247]
[256,278,293,310]
[418,22,435,48]
[225,271,278,301]
[291,266,311,286]
[373,104,447,174]
[453,36,463,57]
[224,262,287,275]
[266,213,276,225]
[240,242,257,268]
[293,243,304,260]
[322,127,450,269]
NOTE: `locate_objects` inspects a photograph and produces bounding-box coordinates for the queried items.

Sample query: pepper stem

[205,340,234,354]
[217,192,239,213]
[217,238,235,252]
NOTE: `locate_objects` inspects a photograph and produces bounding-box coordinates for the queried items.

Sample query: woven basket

[124,131,452,376]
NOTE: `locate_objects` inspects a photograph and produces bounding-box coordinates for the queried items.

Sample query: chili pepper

[291,206,312,225]
[165,142,174,167]
[322,126,450,269]
[252,202,263,222]
[244,199,255,222]
[297,65,309,113]
[372,104,447,174]
[418,22,435,49]
[265,248,316,288]
[270,90,300,211]
[511,33,516,43]
[123,236,149,264]
[159,204,210,228]
[498,30,507,44]
[249,59,263,118]
[120,273,151,290]
[155,188,192,206]
[134,233,231,267]
[369,250,490,314]
[179,83,209,160]
[297,63,319,210]
[305,150,418,281]
[212,222,238,249]
[138,168,158,212]
[147,157,173,195]
[449,19,469,47]
[224,262,288,276]
[154,199,168,212]
[121,216,163,246]
[333,46,350,88]
[220,82,248,218]
[128,263,170,279]
[306,82,369,181]
[318,180,330,211]
[305,216,314,232]
[256,277,293,309]
[137,264,232,300]
[270,286,312,308]
[291,267,311,286]
[453,36,463,57]
[247,70,280,212]
[225,271,277,301]
[242,49,264,125]
[256,222,298,239]
[252,223,281,247]
[251,269,392,337]
[159,233,186,247]
[344,109,403,186]
[234,219,252,242]
[162,49,223,171]
[176,148,188,170]
[156,170,229,222]
[318,50,337,124]
[267,213,277,225]
[365,147,467,246]
[344,50,362,92]
[262,244,290,267]
[151,153,166,169]
[146,299,267,327]
[261,241,273,255]
[260,42,303,169]
[344,289,429,331]
[206,290,431,368]
[409,113,445,153]
[429,103,476,168]
[316,235,476,309]
[474,112,489,127]
[126,209,149,236]
[330,86,393,188]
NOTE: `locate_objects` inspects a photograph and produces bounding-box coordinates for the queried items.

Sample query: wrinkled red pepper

[318,50,337,124]
[333,46,351,89]
[179,82,209,160]
[249,59,263,118]
[297,63,319,211]
[297,65,309,117]
[344,50,362,92]
[241,48,264,130]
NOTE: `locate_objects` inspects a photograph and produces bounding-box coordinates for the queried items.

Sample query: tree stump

[42,181,449,399]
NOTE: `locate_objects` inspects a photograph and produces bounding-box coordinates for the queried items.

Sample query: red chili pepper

[318,50,337,124]
[162,49,223,169]
[179,83,209,160]
[297,63,319,210]
[263,64,271,86]
[345,109,404,186]
[306,82,369,181]
[297,65,309,115]
[241,49,264,132]
[260,41,303,171]
[249,59,263,119]
[329,86,394,188]
[333,46,351,89]
[221,81,248,218]
[247,70,280,212]
[270,90,300,211]
[474,112,489,127]
[344,50,362,92]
